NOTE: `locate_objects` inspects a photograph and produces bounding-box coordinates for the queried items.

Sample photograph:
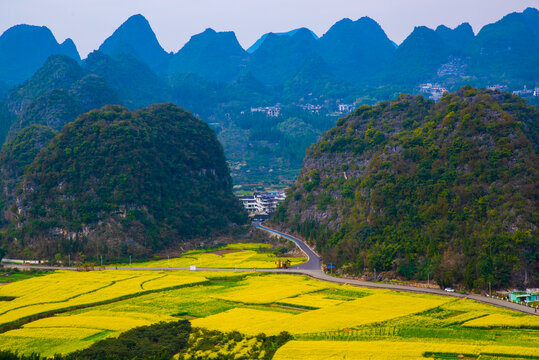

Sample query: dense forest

[272,87,538,289]
[0,103,247,260]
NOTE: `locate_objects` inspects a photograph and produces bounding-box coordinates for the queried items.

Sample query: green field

[0,269,537,359]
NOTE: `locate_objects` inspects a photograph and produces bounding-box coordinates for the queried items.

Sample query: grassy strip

[480,354,539,360]
[139,274,168,290]
[274,301,319,310]
[424,352,478,359]
[295,327,400,341]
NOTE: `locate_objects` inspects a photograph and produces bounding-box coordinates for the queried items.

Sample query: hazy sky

[1,0,538,57]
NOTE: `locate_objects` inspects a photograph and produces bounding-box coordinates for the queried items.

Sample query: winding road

[252,222,538,316]
[2,222,537,315]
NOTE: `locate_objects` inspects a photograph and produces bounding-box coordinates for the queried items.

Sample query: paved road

[2,223,537,315]
[252,222,321,271]
[252,222,539,316]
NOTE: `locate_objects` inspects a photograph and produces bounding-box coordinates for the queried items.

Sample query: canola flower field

[108,243,306,269]
[0,260,537,358]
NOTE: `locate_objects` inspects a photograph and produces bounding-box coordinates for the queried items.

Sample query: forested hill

[272,87,538,289]
[1,103,247,259]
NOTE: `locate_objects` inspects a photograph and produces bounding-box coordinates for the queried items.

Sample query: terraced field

[0,269,537,359]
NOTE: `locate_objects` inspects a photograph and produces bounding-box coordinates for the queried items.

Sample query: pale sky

[1,0,538,58]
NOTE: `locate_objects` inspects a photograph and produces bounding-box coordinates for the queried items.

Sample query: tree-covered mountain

[0,125,57,224]
[0,55,120,143]
[247,28,318,53]
[168,28,249,82]
[1,103,247,259]
[5,55,85,116]
[317,17,396,82]
[247,28,319,86]
[83,50,170,108]
[379,26,449,85]
[467,7,539,84]
[0,25,80,86]
[98,14,171,73]
[0,8,537,190]
[272,87,538,289]
[435,23,474,54]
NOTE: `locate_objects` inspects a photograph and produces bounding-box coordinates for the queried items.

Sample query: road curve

[252,222,321,271]
[253,222,538,316]
[2,223,537,315]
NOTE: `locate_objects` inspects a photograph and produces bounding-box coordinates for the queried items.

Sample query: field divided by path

[0,271,538,358]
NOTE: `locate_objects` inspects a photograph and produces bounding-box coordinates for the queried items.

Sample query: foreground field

[0,270,537,359]
[108,243,307,269]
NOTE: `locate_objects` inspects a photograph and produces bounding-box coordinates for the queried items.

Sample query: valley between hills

[0,5,537,360]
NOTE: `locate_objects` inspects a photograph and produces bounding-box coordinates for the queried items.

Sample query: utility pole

[100,255,103,267]
[427,273,430,288]
[68,254,71,267]
[489,281,491,296]
[374,268,376,282]
[129,255,131,266]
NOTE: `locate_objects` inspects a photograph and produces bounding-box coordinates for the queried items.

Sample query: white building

[300,104,323,113]
[250,106,281,117]
[239,192,286,215]
[338,104,354,113]
[419,83,448,101]
[267,107,280,117]
[487,84,507,91]
[512,85,533,97]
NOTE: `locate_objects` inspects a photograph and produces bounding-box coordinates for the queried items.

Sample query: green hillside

[0,125,57,224]
[273,87,538,289]
[2,103,247,259]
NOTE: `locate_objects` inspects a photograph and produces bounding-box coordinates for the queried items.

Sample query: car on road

[444,288,455,292]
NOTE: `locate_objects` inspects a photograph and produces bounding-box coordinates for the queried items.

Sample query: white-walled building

[239,192,286,215]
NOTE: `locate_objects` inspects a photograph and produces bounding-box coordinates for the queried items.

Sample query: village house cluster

[250,106,280,117]
[239,191,286,217]
[511,85,539,97]
[419,83,448,101]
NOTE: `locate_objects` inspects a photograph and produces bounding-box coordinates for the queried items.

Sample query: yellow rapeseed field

[211,274,330,304]
[110,250,305,269]
[1,269,538,358]
[192,291,450,335]
[272,340,539,360]
[463,313,539,328]
[0,270,206,325]
[191,308,294,334]
[23,310,173,331]
[224,243,271,250]
[278,293,347,308]
[107,242,305,269]
[0,327,101,339]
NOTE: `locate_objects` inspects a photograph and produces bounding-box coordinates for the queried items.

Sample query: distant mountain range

[0,8,537,189]
[1,8,537,90]
[0,25,79,86]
